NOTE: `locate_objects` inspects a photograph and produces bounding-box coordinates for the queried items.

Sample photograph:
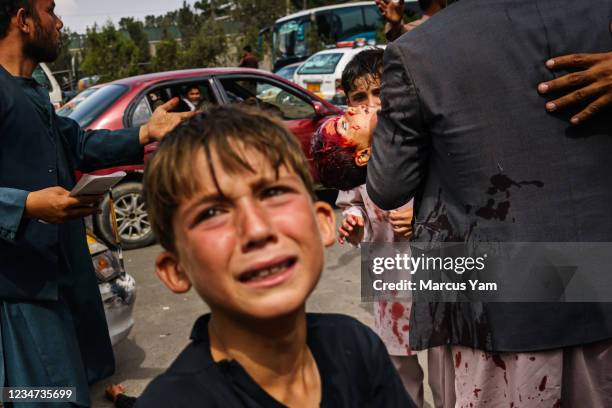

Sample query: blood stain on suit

[476,174,544,221]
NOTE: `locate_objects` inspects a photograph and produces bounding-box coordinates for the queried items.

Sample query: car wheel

[94,182,156,250]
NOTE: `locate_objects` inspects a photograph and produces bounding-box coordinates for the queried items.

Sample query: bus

[269,1,420,70]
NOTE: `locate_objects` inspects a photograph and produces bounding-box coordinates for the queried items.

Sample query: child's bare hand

[389,207,413,238]
[105,384,126,402]
[338,214,365,245]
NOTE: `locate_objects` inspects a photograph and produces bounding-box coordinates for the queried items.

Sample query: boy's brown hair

[144,105,316,253]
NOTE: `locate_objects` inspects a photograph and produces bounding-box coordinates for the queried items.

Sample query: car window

[131,81,216,126]
[57,87,100,117]
[131,96,153,127]
[67,84,128,128]
[297,53,343,75]
[275,65,298,81]
[32,65,51,90]
[219,77,315,120]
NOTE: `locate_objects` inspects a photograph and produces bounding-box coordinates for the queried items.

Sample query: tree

[152,36,180,72]
[232,0,285,31]
[48,29,75,73]
[176,1,200,43]
[80,23,140,81]
[180,20,227,68]
[119,17,151,64]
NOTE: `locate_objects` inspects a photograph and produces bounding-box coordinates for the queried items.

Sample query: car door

[125,77,220,129]
[213,74,320,164]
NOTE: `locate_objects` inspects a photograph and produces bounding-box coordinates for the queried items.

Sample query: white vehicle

[269,1,419,70]
[87,231,136,345]
[32,62,63,109]
[294,44,385,101]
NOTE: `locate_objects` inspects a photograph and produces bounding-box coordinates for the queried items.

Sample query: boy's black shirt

[136,313,416,408]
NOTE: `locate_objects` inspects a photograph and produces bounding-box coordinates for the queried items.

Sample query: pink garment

[336,185,412,244]
[336,185,413,355]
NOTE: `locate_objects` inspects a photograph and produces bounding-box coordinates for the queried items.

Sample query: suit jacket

[367,0,612,351]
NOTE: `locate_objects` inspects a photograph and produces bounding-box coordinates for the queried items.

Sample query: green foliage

[80,23,141,82]
[48,29,74,72]
[152,37,180,72]
[119,17,150,63]
[176,1,200,43]
[179,20,227,68]
[231,0,286,30]
[73,0,368,78]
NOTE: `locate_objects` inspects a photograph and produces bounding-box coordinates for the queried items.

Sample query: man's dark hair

[0,0,33,39]
[243,45,252,53]
[340,48,384,96]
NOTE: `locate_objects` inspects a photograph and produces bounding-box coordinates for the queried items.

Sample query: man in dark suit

[367,0,612,406]
[0,1,192,406]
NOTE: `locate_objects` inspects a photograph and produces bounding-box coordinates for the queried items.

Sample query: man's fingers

[538,71,590,94]
[570,94,611,125]
[71,195,104,206]
[176,110,198,120]
[545,82,603,112]
[546,53,602,70]
[157,97,180,112]
[65,207,101,219]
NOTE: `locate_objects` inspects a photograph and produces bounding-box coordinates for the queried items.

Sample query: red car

[60,68,341,249]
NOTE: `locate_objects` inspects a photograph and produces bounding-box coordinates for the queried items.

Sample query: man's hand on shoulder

[139,97,197,144]
[538,52,612,125]
[25,186,102,224]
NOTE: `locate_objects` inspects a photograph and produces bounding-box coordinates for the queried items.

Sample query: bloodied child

[135,105,416,408]
[310,47,438,407]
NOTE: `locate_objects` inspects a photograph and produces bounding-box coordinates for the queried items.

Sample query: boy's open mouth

[238,257,297,284]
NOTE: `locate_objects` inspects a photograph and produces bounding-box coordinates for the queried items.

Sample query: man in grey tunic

[0,1,192,406]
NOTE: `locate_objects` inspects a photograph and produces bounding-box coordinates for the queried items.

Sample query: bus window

[333,6,366,40]
[270,2,420,69]
[364,5,384,31]
[315,12,337,42]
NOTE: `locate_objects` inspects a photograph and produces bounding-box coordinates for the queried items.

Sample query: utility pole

[303,0,307,9]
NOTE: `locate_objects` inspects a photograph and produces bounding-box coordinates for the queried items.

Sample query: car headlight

[93,251,121,282]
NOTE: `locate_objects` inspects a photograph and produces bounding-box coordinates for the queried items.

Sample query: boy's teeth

[247,260,292,281]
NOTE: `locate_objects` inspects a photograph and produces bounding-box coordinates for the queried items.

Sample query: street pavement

[90,211,433,407]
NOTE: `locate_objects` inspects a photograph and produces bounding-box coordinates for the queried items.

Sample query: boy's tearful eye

[350,92,367,104]
[261,186,293,202]
[191,206,226,228]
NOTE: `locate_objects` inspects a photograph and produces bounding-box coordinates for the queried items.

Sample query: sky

[56,0,196,33]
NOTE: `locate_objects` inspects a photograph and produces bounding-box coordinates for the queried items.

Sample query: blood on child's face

[346,75,381,108]
[334,105,378,150]
[171,147,331,320]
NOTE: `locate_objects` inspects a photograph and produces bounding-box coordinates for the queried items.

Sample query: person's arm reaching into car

[538,51,612,125]
[0,97,194,240]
